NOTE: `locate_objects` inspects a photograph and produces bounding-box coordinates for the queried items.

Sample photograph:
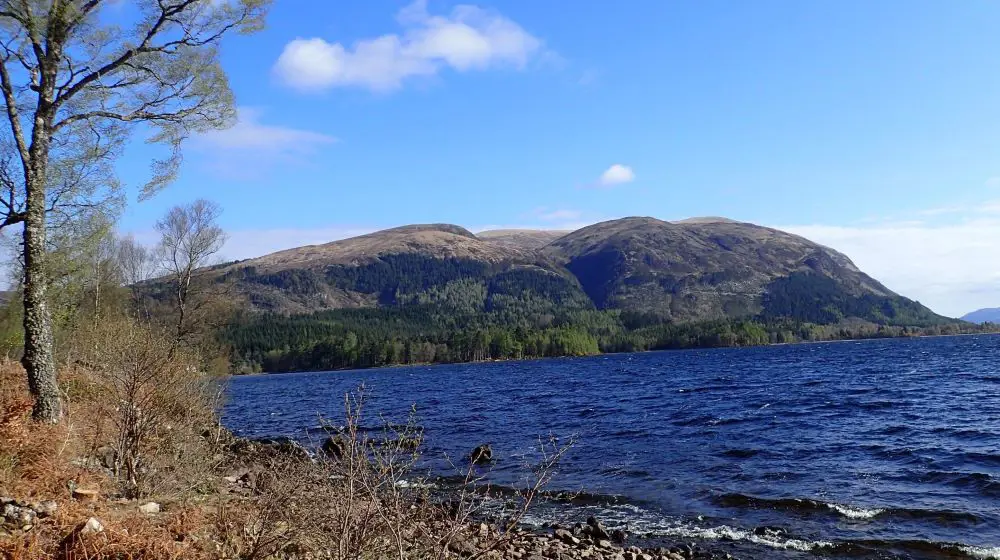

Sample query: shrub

[77,319,220,499]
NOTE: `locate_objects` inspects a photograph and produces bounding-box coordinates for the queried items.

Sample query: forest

[220,263,983,374]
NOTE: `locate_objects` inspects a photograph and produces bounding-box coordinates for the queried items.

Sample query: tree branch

[0,52,30,173]
[53,0,201,108]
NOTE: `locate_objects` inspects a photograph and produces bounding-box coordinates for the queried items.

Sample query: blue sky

[117,0,1000,316]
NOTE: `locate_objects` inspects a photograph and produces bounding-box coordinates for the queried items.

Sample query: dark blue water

[223,335,1000,559]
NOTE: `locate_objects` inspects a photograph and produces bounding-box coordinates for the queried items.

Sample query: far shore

[232,329,1000,378]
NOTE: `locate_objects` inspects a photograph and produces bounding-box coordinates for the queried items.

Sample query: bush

[78,319,220,498]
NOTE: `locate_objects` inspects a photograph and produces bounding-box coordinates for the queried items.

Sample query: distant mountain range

[209,216,946,326]
[961,308,1000,324]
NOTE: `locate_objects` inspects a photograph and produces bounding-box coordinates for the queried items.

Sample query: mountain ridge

[208,216,947,327]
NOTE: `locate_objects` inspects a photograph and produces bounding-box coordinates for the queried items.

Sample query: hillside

[213,224,542,313]
[543,217,922,323]
[211,216,943,325]
[241,224,526,270]
[961,308,1000,324]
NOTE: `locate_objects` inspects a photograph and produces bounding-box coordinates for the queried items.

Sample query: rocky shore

[441,517,734,560]
[2,426,738,559]
[224,437,738,560]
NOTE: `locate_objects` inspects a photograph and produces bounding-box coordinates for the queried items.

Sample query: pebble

[79,517,104,536]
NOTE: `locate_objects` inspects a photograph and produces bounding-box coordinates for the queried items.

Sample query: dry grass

[0,362,89,499]
[0,323,221,560]
[0,341,573,560]
[75,318,221,499]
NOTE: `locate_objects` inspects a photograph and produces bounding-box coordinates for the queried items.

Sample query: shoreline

[220,335,1000,560]
[228,435,997,560]
[228,436,738,560]
[232,330,1000,378]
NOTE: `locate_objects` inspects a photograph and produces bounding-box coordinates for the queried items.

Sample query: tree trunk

[22,174,60,422]
[174,279,186,348]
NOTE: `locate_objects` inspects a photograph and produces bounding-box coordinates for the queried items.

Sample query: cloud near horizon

[528,207,583,221]
[781,217,1000,319]
[272,0,546,92]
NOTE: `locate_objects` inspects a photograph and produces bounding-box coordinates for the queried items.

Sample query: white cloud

[597,164,635,187]
[273,0,545,92]
[191,107,336,178]
[780,215,1000,318]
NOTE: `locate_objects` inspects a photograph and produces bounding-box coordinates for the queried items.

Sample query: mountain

[961,308,1000,324]
[206,216,970,373]
[214,224,536,313]
[543,217,923,323]
[211,216,945,327]
[245,223,525,270]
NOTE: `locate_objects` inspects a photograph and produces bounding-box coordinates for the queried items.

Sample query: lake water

[223,335,1000,559]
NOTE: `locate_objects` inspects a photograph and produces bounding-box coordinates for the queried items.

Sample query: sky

[114,0,1000,318]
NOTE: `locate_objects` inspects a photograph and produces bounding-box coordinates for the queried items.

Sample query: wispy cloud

[272,0,548,93]
[529,207,582,221]
[191,107,336,178]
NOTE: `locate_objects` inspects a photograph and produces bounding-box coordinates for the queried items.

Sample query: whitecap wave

[654,524,833,552]
[825,503,884,520]
[394,479,437,489]
[959,545,1000,559]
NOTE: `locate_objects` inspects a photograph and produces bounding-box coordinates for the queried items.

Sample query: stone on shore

[138,502,161,514]
[72,488,99,502]
[79,517,104,536]
[322,435,347,459]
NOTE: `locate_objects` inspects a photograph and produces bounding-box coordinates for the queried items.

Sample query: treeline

[206,248,974,374]
[222,305,992,374]
[761,272,946,327]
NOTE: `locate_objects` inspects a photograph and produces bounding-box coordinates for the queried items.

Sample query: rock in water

[554,528,580,545]
[470,444,493,465]
[261,437,312,460]
[586,516,610,540]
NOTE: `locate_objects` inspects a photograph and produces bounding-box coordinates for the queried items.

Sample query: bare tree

[116,234,155,319]
[0,0,270,421]
[155,199,226,348]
